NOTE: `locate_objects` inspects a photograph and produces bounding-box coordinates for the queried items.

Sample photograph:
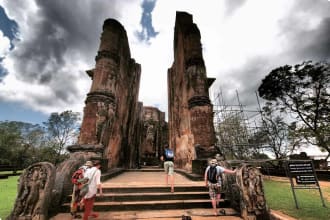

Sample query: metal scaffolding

[212,89,266,159]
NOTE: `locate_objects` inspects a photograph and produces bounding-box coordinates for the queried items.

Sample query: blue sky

[0,0,329,128]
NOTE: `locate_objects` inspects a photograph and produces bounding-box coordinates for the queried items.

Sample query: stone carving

[96,102,111,145]
[146,123,155,143]
[140,107,168,165]
[236,164,270,220]
[7,162,55,220]
[216,162,269,219]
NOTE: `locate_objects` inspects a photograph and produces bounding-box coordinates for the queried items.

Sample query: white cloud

[0,56,90,113]
[0,31,10,58]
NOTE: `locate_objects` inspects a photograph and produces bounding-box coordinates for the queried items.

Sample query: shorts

[208,182,221,199]
[164,161,174,175]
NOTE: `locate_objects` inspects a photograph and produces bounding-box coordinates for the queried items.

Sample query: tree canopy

[258,102,295,159]
[43,110,80,164]
[0,110,81,168]
[0,121,45,167]
[258,61,330,159]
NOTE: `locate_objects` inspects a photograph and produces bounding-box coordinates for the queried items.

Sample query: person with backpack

[160,145,175,193]
[70,160,93,219]
[204,158,236,216]
[82,160,103,220]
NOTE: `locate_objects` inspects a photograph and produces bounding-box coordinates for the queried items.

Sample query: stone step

[61,198,231,212]
[66,191,211,202]
[101,185,207,193]
[55,170,241,219]
[51,208,242,220]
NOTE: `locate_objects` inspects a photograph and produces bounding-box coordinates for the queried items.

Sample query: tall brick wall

[168,12,216,171]
[78,19,142,169]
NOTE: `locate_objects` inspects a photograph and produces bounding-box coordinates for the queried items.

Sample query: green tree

[43,110,80,164]
[0,121,45,168]
[258,61,330,159]
[258,102,295,159]
[216,113,254,159]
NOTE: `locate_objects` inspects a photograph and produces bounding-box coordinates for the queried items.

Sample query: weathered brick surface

[168,12,216,171]
[78,19,142,169]
[140,106,168,165]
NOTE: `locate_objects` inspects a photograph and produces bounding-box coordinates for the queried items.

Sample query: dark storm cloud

[217,0,330,112]
[223,0,247,17]
[291,17,330,62]
[277,0,330,62]
[135,0,159,42]
[4,0,121,107]
[216,57,272,110]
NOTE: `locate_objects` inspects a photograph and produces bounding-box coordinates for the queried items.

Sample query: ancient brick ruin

[8,13,270,220]
[43,18,168,213]
[140,106,168,165]
[73,19,142,169]
[168,12,217,171]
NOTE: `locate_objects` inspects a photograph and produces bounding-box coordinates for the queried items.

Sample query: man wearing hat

[70,161,93,219]
[204,158,236,216]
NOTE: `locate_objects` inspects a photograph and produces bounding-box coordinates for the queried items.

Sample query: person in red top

[70,160,93,219]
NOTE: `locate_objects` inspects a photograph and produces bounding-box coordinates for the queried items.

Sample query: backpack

[165,148,174,159]
[71,168,85,185]
[207,166,218,183]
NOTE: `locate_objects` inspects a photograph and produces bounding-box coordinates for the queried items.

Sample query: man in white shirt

[83,160,103,220]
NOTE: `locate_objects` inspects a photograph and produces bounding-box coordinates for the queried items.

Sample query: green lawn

[264,179,330,220]
[0,176,19,219]
[0,171,22,175]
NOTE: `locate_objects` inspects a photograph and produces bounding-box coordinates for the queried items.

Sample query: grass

[264,179,330,220]
[0,170,22,175]
[0,176,19,219]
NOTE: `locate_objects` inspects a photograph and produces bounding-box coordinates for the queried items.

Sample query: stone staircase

[55,169,241,219]
[60,186,234,212]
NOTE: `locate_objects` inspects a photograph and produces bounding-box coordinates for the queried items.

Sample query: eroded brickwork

[140,106,168,165]
[78,19,142,169]
[168,12,216,171]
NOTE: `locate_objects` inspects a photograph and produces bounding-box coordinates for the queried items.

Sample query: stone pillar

[168,11,217,171]
[78,19,122,147]
[67,18,142,170]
